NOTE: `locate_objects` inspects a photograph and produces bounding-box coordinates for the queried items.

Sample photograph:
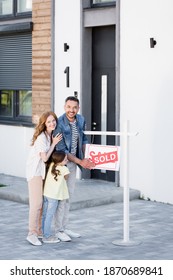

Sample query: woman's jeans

[42,196,59,238]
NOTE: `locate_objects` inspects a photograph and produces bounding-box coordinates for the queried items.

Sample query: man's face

[64,100,79,122]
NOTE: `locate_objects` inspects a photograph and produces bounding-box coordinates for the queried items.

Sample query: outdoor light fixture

[64,43,69,52]
[150,38,157,48]
[74,91,78,98]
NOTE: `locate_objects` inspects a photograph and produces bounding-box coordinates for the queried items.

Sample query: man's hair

[65,96,79,105]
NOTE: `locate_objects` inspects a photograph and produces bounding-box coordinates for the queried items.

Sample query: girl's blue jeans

[42,196,59,238]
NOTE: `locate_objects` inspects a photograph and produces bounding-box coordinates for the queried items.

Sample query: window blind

[0,32,32,90]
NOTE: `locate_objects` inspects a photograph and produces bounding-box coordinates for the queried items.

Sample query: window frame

[0,0,32,21]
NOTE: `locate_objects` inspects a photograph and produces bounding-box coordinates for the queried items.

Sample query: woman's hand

[52,133,63,146]
[40,134,63,163]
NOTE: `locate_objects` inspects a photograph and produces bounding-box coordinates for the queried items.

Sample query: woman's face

[45,115,57,132]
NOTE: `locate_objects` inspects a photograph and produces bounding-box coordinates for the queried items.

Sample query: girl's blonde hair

[51,151,66,181]
[31,111,58,145]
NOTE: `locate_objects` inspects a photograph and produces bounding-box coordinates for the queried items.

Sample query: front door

[91,25,116,182]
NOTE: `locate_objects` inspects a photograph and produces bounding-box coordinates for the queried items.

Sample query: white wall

[0,0,82,179]
[54,0,82,179]
[54,0,81,116]
[0,125,34,177]
[120,0,173,203]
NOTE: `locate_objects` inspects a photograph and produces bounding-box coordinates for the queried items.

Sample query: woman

[26,111,62,246]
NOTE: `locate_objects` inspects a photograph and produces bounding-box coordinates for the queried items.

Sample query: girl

[26,111,62,246]
[42,151,70,243]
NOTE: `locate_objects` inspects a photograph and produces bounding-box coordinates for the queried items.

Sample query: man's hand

[80,158,95,169]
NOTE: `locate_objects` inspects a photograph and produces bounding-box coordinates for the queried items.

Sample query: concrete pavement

[1,173,173,260]
[1,198,173,260]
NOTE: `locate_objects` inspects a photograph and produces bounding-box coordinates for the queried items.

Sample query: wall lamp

[64,43,69,52]
[74,91,78,98]
[150,38,157,48]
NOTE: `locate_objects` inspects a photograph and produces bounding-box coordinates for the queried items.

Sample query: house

[0,0,52,178]
[1,0,173,204]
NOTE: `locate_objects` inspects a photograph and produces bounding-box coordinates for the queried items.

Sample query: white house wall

[54,0,81,116]
[120,0,173,203]
[0,125,33,177]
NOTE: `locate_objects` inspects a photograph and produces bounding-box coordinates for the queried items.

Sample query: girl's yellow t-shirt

[43,163,70,200]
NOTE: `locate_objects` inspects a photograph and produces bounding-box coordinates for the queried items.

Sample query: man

[53,96,95,241]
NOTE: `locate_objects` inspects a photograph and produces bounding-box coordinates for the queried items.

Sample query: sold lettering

[89,151,118,165]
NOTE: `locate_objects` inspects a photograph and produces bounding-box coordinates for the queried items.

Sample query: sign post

[85,120,141,246]
[112,120,141,246]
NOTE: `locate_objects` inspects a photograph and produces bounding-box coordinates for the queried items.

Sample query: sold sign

[85,144,120,171]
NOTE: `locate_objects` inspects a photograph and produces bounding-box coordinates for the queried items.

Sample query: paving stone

[0,199,173,260]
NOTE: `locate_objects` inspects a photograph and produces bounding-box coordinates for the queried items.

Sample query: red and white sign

[85,144,120,171]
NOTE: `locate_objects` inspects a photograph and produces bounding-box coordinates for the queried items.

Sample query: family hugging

[26,96,95,246]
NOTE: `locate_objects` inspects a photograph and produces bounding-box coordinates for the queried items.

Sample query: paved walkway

[1,173,173,261]
[0,198,173,260]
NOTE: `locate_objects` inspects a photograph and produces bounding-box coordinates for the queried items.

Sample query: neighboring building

[1,0,173,204]
[0,0,52,177]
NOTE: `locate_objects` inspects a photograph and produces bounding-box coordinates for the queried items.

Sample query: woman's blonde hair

[31,111,58,145]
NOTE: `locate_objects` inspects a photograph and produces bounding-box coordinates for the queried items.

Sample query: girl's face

[45,115,57,132]
[61,155,68,166]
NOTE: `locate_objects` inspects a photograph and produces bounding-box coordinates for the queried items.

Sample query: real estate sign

[85,144,120,171]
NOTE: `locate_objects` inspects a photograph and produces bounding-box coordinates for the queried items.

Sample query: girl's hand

[52,133,62,146]
[64,174,69,180]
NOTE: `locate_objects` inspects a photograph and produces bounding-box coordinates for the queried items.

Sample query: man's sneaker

[64,229,81,238]
[26,234,42,246]
[42,236,60,244]
[56,231,71,242]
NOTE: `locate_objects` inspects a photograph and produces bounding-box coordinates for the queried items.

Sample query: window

[0,0,32,18]
[91,0,116,6]
[0,90,32,119]
[0,90,13,117]
[19,90,32,116]
[17,0,32,13]
[0,0,13,16]
[0,0,32,125]
[0,32,32,125]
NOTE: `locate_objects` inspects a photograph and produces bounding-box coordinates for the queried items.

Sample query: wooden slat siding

[32,0,52,123]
